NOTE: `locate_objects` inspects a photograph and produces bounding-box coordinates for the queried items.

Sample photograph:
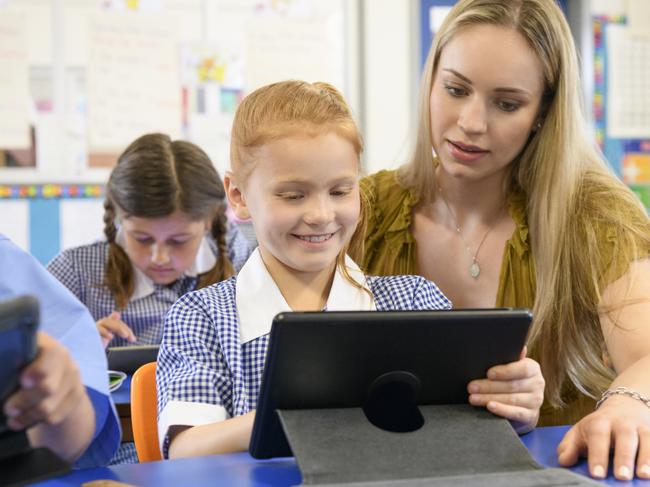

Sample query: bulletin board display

[0,0,354,262]
[0,0,354,184]
[593,15,650,209]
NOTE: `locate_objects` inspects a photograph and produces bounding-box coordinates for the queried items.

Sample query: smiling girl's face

[119,210,209,284]
[228,131,360,283]
[429,24,545,183]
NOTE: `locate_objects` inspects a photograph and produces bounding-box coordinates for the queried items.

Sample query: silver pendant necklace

[437,185,503,279]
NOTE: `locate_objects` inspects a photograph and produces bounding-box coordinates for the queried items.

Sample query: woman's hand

[557,394,650,481]
[467,346,545,434]
[96,311,136,347]
[569,259,650,480]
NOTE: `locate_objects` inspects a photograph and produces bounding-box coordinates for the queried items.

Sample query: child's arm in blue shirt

[0,235,120,466]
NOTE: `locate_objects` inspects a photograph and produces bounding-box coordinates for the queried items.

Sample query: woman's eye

[444,85,466,97]
[497,100,520,112]
[169,240,190,246]
[135,238,153,245]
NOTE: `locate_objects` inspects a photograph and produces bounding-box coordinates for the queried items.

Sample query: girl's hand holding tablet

[467,346,544,434]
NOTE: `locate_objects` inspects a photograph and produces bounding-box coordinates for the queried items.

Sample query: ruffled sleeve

[495,190,536,309]
[360,170,419,276]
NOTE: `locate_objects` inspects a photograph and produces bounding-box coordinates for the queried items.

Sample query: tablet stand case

[0,429,69,487]
[277,405,601,486]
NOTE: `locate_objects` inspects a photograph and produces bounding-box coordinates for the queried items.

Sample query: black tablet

[106,344,159,374]
[0,295,40,434]
[249,308,533,459]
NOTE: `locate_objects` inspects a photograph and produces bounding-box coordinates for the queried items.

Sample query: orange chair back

[130,362,162,462]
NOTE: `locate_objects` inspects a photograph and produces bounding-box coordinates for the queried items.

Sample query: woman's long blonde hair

[400,0,650,406]
[230,80,368,286]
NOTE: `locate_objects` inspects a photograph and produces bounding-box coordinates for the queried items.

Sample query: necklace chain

[437,185,503,279]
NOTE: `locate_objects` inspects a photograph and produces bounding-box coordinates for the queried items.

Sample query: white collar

[115,228,217,301]
[236,248,376,344]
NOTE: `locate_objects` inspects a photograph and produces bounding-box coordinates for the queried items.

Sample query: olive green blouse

[361,169,595,426]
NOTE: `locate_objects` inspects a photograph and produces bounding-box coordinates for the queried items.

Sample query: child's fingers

[469,378,525,395]
[100,334,112,348]
[7,381,72,429]
[468,374,544,396]
[484,400,538,426]
[97,325,114,341]
[4,333,69,428]
[469,391,543,410]
[97,322,115,348]
[97,316,136,342]
[486,357,541,381]
[519,345,528,360]
[20,334,68,392]
[113,321,136,342]
[4,388,41,429]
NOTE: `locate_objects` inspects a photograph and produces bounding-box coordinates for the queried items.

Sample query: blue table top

[35,379,648,485]
[30,424,650,486]
[111,375,131,405]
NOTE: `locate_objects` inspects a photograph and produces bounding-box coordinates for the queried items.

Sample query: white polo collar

[115,228,217,301]
[236,248,376,344]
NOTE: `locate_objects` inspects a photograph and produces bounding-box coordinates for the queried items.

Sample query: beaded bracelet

[595,386,650,410]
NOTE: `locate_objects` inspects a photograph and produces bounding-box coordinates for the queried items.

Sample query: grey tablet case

[248,309,600,486]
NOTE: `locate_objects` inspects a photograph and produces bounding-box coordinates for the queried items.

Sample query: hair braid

[103,199,134,309]
[197,201,235,289]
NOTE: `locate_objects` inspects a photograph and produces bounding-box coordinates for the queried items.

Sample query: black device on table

[0,295,70,486]
[106,344,159,374]
[249,308,533,459]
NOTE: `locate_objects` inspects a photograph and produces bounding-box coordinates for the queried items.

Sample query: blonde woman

[358,0,650,481]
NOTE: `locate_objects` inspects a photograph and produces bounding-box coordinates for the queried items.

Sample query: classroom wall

[0,0,418,263]
[0,186,105,264]
[361,0,418,175]
[2,0,648,263]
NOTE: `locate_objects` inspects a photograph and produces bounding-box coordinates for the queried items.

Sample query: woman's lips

[447,140,489,162]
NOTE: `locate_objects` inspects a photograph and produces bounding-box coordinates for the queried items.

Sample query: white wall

[361,0,418,175]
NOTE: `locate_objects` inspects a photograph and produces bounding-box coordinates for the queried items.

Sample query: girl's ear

[224,171,250,220]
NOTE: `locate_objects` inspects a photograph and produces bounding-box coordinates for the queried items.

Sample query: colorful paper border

[0,184,104,199]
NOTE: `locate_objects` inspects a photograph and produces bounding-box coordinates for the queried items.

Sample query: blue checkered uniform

[157,274,451,458]
[47,222,252,464]
[47,222,252,346]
